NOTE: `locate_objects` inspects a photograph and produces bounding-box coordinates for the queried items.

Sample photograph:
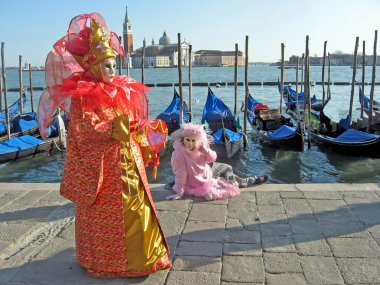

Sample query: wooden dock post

[328,53,331,100]
[304,36,311,149]
[1,42,11,139]
[28,63,34,113]
[280,43,285,114]
[243,36,249,149]
[367,30,377,133]
[118,36,122,75]
[0,64,2,110]
[19,55,24,114]
[141,39,146,84]
[234,43,238,115]
[349,37,359,122]
[361,41,366,118]
[296,56,299,112]
[126,53,130,76]
[322,41,327,105]
[188,44,192,122]
[300,53,304,93]
[177,33,183,125]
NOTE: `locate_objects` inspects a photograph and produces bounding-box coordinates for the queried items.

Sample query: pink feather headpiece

[171,123,213,149]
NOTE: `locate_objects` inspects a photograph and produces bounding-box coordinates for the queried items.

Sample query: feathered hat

[171,123,213,149]
[63,13,125,71]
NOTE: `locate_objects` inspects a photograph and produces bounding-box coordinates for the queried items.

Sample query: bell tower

[123,5,133,54]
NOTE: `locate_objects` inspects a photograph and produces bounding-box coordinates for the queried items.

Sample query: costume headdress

[171,123,213,150]
[65,14,124,71]
[38,12,149,139]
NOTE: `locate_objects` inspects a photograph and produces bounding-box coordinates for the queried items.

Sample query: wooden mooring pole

[296,56,299,113]
[141,39,146,84]
[234,43,238,116]
[304,36,311,149]
[177,33,183,125]
[361,41,366,118]
[19,55,24,114]
[243,36,249,149]
[300,53,304,93]
[0,65,2,110]
[280,43,285,114]
[349,37,359,123]
[328,53,331,100]
[367,30,377,133]
[118,36,122,75]
[322,41,327,105]
[1,43,11,139]
[28,63,34,113]
[188,44,192,122]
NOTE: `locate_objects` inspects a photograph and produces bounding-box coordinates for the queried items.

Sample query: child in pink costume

[167,123,240,201]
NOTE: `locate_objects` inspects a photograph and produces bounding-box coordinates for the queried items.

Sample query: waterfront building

[194,50,244,67]
[131,32,193,68]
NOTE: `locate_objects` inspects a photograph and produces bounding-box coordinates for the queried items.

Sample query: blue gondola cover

[212,128,244,144]
[267,125,297,140]
[0,135,44,155]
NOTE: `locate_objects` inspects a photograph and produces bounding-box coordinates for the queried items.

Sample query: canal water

[0,65,379,184]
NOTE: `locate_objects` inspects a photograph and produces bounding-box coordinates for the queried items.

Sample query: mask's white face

[183,136,197,151]
[100,58,116,83]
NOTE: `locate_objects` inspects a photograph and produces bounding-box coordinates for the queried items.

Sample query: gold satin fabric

[120,141,167,271]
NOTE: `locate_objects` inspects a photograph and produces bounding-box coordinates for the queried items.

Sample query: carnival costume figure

[167,123,241,201]
[37,12,171,277]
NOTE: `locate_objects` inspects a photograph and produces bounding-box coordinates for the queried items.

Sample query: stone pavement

[0,182,380,285]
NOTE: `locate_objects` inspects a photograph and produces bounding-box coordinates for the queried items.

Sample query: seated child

[166,123,267,201]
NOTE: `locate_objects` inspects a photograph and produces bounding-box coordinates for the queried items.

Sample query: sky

[0,0,379,67]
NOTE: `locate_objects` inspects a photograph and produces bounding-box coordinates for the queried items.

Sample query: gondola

[359,87,380,115]
[202,87,245,158]
[246,93,304,151]
[156,88,189,135]
[0,93,27,136]
[0,114,67,163]
[279,83,328,112]
[309,109,380,156]
[310,128,380,156]
[0,112,39,142]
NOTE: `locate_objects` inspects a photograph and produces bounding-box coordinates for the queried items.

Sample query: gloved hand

[111,114,130,142]
[199,143,210,154]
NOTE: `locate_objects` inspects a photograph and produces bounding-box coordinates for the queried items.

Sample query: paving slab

[0,182,379,285]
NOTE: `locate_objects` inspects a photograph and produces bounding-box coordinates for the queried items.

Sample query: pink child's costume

[169,123,240,201]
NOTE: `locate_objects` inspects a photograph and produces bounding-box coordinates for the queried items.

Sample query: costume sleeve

[71,98,113,144]
[201,148,217,164]
[171,150,187,197]
[131,122,152,166]
[60,97,115,207]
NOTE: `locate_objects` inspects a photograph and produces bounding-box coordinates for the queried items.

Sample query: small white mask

[100,58,116,83]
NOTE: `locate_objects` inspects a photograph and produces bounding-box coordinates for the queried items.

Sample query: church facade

[131,32,193,68]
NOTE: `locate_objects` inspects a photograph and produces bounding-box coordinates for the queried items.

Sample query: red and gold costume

[37,13,171,277]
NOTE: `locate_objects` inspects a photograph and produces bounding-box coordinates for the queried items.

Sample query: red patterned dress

[59,76,171,277]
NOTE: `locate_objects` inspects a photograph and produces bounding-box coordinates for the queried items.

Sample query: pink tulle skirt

[184,177,240,200]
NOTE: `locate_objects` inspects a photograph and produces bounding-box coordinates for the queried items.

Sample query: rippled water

[0,65,379,183]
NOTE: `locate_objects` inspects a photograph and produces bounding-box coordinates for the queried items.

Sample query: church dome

[159,31,171,46]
